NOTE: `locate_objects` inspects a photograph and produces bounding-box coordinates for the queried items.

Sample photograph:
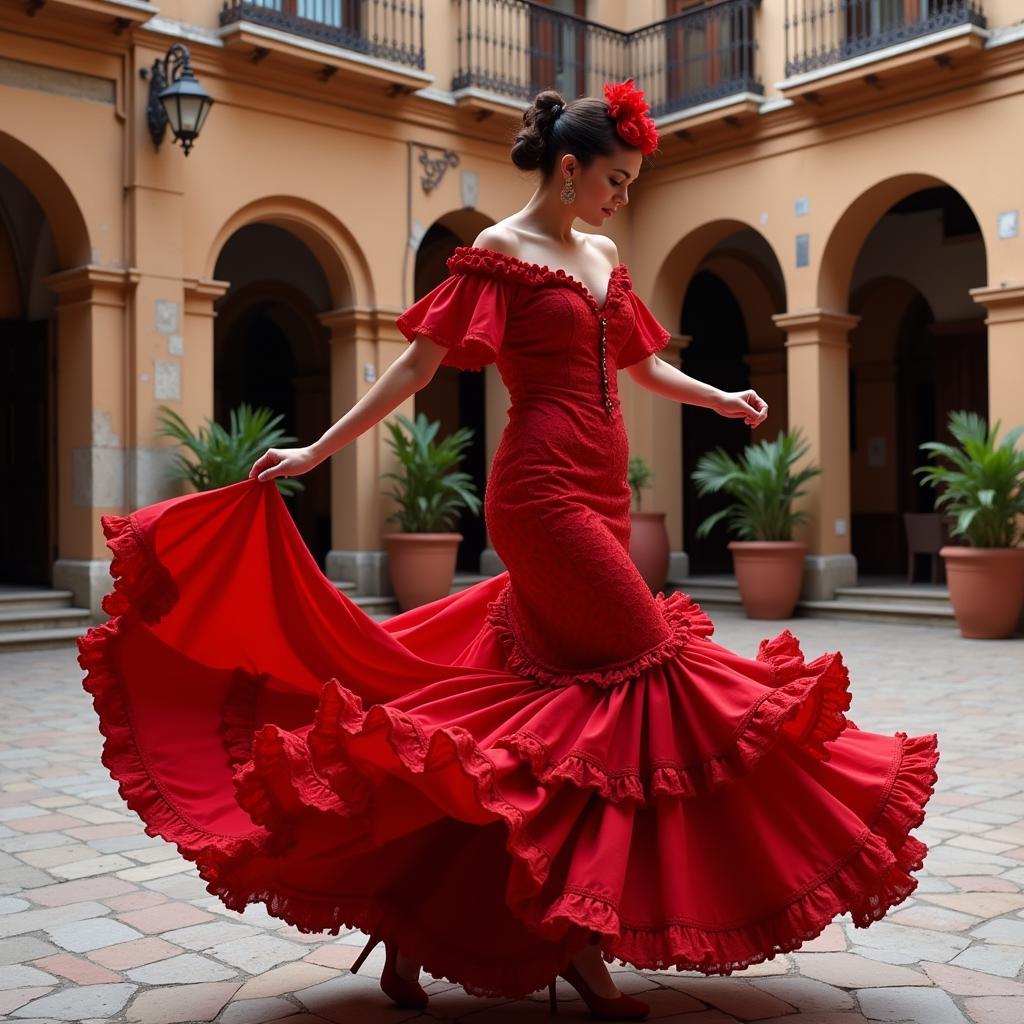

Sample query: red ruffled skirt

[78,478,939,999]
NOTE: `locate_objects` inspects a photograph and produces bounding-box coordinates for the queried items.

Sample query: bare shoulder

[471,224,522,258]
[587,233,620,266]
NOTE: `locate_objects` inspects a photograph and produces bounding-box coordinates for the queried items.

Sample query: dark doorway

[681,269,751,574]
[0,320,52,583]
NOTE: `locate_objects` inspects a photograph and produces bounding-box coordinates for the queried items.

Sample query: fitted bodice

[445,246,647,419]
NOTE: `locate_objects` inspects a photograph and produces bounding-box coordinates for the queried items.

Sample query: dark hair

[510,89,647,180]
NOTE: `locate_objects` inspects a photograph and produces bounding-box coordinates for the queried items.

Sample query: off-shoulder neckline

[448,244,630,315]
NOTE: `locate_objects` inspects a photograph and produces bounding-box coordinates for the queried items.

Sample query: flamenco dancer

[78,79,939,1021]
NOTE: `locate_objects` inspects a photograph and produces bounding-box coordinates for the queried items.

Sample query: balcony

[781,0,987,104]
[452,0,763,127]
[218,0,427,89]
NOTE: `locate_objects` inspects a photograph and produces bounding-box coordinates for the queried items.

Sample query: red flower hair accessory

[603,78,658,155]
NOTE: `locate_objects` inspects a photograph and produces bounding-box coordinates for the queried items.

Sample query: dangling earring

[560,176,576,205]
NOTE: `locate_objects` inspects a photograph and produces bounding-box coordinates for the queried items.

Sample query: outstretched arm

[592,236,768,429]
[625,354,769,429]
[249,336,448,482]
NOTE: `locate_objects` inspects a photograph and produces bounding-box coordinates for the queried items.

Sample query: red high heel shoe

[548,960,650,1020]
[349,930,429,1008]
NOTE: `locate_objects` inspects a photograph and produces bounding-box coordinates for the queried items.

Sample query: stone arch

[648,218,785,323]
[817,173,987,310]
[0,130,90,267]
[203,196,372,307]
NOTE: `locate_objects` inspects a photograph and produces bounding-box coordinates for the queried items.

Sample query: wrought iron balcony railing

[453,0,763,119]
[219,0,425,70]
[784,0,986,78]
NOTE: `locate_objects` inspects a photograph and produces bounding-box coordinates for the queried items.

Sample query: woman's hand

[249,445,323,483]
[714,389,769,428]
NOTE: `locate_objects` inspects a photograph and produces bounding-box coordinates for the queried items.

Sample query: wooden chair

[902,512,951,584]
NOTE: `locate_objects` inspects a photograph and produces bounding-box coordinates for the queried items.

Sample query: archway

[666,225,787,574]
[0,137,90,585]
[213,224,333,566]
[836,184,987,580]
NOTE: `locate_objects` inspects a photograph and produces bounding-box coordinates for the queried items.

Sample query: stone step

[330,573,495,617]
[668,586,744,608]
[833,584,950,605]
[348,593,400,614]
[0,607,93,634]
[798,597,956,627]
[0,625,91,653]
[450,573,494,592]
[0,587,77,612]
[669,578,956,627]
[666,578,742,608]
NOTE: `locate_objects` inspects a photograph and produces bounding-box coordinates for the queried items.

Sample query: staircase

[0,587,94,653]
[0,572,501,651]
[336,572,495,622]
[666,575,956,628]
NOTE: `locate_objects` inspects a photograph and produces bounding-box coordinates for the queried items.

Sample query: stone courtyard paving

[0,609,1022,1024]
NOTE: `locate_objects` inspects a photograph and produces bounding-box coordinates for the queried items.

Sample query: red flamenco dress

[78,245,939,999]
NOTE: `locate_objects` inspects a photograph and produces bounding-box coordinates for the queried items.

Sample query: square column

[771,309,860,599]
[43,264,138,615]
[969,284,1024,436]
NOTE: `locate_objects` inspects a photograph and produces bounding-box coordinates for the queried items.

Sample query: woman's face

[559,148,643,227]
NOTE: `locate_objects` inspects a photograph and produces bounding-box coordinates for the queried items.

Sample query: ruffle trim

[447,245,631,317]
[484,583,715,690]
[488,625,853,803]
[77,502,939,997]
[758,629,856,757]
[77,617,260,863]
[97,513,178,623]
[233,673,939,983]
[522,739,937,975]
[393,317,496,372]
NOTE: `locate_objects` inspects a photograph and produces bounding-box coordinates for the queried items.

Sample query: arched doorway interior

[214,223,332,567]
[0,163,58,584]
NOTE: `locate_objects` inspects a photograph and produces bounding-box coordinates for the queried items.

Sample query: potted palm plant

[627,454,670,593]
[381,412,482,611]
[915,410,1024,639]
[157,403,303,496]
[692,429,821,619]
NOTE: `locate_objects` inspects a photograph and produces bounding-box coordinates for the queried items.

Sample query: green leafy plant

[914,410,1024,548]
[691,428,821,541]
[627,455,655,511]
[156,403,304,496]
[381,412,482,532]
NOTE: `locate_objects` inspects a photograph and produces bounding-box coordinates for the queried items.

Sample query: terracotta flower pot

[728,540,808,620]
[629,511,670,593]
[939,545,1024,639]
[382,532,462,611]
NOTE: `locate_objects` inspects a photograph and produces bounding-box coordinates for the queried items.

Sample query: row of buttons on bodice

[599,316,614,417]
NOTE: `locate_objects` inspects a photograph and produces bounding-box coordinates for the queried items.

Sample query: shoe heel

[559,961,650,1021]
[381,938,430,1009]
[350,931,382,974]
[548,978,558,1015]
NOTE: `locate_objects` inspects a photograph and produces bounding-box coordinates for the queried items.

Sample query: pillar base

[325,549,393,596]
[52,559,112,620]
[801,553,858,600]
[668,550,690,580]
[479,547,507,576]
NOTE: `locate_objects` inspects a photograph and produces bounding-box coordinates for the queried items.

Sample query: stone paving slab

[0,611,1021,1022]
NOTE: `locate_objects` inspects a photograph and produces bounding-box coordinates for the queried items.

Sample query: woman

[80,79,939,1022]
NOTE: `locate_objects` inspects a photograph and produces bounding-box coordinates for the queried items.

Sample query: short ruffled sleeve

[616,290,672,369]
[395,269,510,371]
